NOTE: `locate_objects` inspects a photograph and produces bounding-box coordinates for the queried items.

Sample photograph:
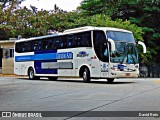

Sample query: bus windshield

[107,31,135,43]
[107,31,138,64]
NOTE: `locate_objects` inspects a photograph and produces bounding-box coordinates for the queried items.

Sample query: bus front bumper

[109,70,139,78]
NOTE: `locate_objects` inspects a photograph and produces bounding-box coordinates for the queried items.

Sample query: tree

[79,0,118,16]
[79,0,160,63]
[0,0,25,10]
[0,1,68,39]
[112,0,160,64]
[0,0,25,39]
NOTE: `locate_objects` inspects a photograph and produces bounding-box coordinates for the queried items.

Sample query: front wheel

[107,78,114,83]
[83,68,90,83]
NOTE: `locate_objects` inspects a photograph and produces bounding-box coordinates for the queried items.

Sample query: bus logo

[56,52,73,59]
[77,51,89,58]
[2,112,11,117]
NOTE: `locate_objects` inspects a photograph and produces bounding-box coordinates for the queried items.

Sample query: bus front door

[91,59,101,78]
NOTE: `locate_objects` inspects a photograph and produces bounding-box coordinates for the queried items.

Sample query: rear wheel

[83,68,90,83]
[48,77,58,81]
[107,78,114,83]
[28,68,40,80]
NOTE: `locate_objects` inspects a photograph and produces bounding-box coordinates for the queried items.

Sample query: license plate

[126,73,130,77]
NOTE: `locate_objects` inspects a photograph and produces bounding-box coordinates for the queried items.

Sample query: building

[0,40,15,74]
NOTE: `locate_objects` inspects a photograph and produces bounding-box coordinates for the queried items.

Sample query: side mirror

[108,38,116,52]
[138,41,146,53]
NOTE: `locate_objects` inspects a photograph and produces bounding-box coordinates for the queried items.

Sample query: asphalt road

[0,77,160,120]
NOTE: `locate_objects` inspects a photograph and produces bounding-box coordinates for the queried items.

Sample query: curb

[0,74,18,77]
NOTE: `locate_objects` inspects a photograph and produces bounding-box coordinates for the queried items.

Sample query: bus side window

[60,42,63,48]
[42,39,49,50]
[73,34,78,47]
[63,36,67,48]
[76,33,82,47]
[38,40,42,51]
[23,42,29,52]
[83,32,92,47]
[55,39,60,49]
[33,41,39,51]
[27,42,32,52]
[48,40,52,50]
[60,36,66,49]
[45,40,49,50]
[17,42,22,52]
[21,43,25,52]
[15,43,20,53]
[52,39,56,50]
[67,35,74,48]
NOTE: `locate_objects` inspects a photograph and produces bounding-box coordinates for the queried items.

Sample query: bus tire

[48,77,58,81]
[28,67,39,80]
[83,68,90,83]
[107,78,114,83]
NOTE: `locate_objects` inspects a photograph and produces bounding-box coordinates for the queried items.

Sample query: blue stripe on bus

[34,60,57,74]
[15,53,56,62]
[15,52,73,62]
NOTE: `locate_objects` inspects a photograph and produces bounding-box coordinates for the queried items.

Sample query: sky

[20,0,83,11]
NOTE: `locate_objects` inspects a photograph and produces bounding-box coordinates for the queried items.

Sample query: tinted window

[107,31,135,43]
[15,31,92,53]
[75,33,83,47]
[93,31,109,62]
[32,40,39,51]
[83,32,92,47]
[15,42,21,53]
[54,38,60,49]
[59,36,67,49]
[67,35,74,48]
[74,31,92,47]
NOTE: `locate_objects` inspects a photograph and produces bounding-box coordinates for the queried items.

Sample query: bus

[14,26,146,83]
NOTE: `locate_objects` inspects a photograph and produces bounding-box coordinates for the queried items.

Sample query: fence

[139,64,160,78]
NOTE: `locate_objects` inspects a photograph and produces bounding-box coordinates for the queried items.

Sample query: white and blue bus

[14,26,146,83]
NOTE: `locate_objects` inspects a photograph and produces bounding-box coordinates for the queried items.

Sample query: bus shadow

[90,80,136,84]
[56,79,136,84]
[17,78,51,81]
[18,78,136,84]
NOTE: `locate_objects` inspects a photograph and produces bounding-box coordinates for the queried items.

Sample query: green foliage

[80,0,160,64]
[0,0,25,9]
[0,3,67,39]
[80,0,118,16]
[112,0,160,63]
[1,0,159,64]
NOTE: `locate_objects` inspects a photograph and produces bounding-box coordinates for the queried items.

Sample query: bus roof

[64,26,132,33]
[15,26,132,43]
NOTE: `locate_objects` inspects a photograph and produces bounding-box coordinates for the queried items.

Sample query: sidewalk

[0,74,18,77]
